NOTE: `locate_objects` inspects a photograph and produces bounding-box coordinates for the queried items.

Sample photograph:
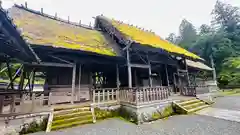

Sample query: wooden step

[54,107,90,115]
[52,114,93,125]
[187,105,209,113]
[183,102,206,110]
[53,111,92,121]
[179,99,201,106]
[51,119,93,130]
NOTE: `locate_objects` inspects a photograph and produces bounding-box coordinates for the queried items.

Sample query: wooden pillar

[6,62,14,89]
[31,70,36,91]
[210,55,217,83]
[0,95,4,114]
[149,65,152,87]
[184,59,190,86]
[134,69,137,87]
[71,63,77,104]
[126,48,132,88]
[165,64,169,86]
[78,64,82,101]
[116,64,120,90]
[18,65,25,90]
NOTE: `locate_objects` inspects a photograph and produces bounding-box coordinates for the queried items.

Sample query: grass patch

[217,89,240,96]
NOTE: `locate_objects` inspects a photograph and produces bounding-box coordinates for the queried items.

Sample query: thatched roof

[8,5,118,57]
[97,16,202,60]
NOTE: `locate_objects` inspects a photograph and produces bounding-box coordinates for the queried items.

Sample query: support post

[71,63,77,104]
[116,64,120,90]
[78,64,81,101]
[184,59,190,86]
[31,69,36,91]
[6,62,14,89]
[18,65,25,90]
[126,48,132,88]
[0,95,4,114]
[147,55,152,87]
[210,55,217,84]
[149,65,152,87]
[165,64,169,86]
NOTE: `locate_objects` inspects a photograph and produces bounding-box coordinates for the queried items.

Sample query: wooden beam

[25,62,73,67]
[50,55,73,65]
[71,63,77,104]
[7,65,23,89]
[129,64,150,68]
[126,48,132,88]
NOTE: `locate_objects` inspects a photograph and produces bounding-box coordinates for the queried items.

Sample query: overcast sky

[2,0,240,38]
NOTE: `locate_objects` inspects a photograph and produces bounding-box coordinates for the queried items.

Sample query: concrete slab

[196,107,240,122]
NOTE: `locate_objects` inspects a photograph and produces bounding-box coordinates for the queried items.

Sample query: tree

[212,0,240,32]
[165,33,179,44]
[219,57,240,85]
[178,19,197,49]
[199,24,213,35]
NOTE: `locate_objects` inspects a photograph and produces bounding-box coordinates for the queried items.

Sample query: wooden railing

[119,86,171,105]
[0,90,50,114]
[92,86,172,105]
[92,88,119,105]
[180,86,196,96]
[0,90,72,114]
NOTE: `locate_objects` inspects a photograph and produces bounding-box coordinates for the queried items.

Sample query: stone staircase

[173,98,209,114]
[47,105,96,131]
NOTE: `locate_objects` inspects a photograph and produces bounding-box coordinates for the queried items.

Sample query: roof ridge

[13,4,94,30]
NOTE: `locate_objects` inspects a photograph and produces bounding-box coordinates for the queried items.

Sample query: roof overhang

[0,7,39,63]
[186,59,212,71]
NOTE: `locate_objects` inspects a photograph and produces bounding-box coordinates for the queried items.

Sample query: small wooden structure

[0,4,215,115]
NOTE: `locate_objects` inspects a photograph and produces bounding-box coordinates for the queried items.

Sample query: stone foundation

[0,112,50,134]
[120,100,173,124]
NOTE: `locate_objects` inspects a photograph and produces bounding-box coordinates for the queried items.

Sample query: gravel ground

[212,95,240,111]
[30,95,240,135]
[31,115,240,135]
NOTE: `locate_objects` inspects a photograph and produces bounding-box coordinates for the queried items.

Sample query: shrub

[19,118,47,134]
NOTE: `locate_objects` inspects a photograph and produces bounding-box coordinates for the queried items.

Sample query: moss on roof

[110,19,201,59]
[8,6,117,56]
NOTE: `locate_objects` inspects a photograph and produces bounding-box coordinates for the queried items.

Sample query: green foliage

[94,108,119,120]
[19,118,47,134]
[219,57,240,86]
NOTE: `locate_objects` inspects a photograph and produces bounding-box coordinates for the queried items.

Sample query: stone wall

[120,100,173,124]
[0,111,50,134]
